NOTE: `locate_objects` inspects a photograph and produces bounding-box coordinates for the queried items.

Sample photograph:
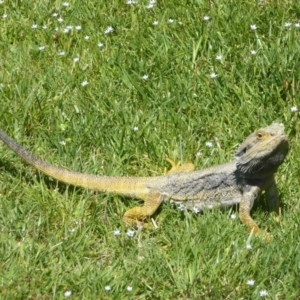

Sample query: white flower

[149,0,156,3]
[126,229,135,237]
[66,25,73,30]
[216,55,222,60]
[153,20,159,26]
[31,24,38,29]
[38,46,45,51]
[291,106,298,112]
[59,140,66,146]
[259,290,268,297]
[81,81,88,86]
[64,290,72,297]
[42,26,48,30]
[126,286,133,292]
[127,0,138,4]
[168,19,174,23]
[73,57,80,62]
[133,126,139,131]
[250,50,257,55]
[142,74,148,80]
[246,279,255,286]
[146,3,154,9]
[69,228,75,233]
[210,73,217,78]
[104,26,114,34]
[246,244,252,250]
[284,22,292,27]
[104,286,111,292]
[178,21,183,25]
[178,203,185,211]
[203,15,210,21]
[62,2,69,6]
[75,25,82,30]
[196,151,203,157]
[2,14,7,19]
[205,141,213,147]
[250,24,257,30]
[52,12,58,17]
[230,214,236,219]
[295,23,300,28]
[58,17,64,23]
[113,229,121,236]
[84,35,90,40]
[98,42,104,48]
[63,28,70,34]
[58,51,66,56]
[193,207,200,214]
[0,1,4,4]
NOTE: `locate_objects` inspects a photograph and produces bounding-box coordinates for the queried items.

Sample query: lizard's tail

[0,129,149,197]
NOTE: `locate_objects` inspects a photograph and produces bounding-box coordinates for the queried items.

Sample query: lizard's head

[235,123,289,177]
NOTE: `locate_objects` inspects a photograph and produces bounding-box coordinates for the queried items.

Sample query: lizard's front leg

[122,191,163,228]
[239,185,262,236]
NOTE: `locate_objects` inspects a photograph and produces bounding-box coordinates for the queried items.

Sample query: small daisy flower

[133,126,139,131]
[31,24,38,29]
[81,81,89,87]
[168,19,174,23]
[2,14,7,19]
[141,74,148,80]
[196,151,203,157]
[216,55,222,60]
[42,25,48,30]
[63,28,70,34]
[113,229,121,236]
[153,20,159,26]
[59,140,66,146]
[250,50,257,55]
[58,51,66,56]
[73,57,80,62]
[98,42,104,48]
[246,279,255,286]
[291,106,298,112]
[0,1,4,4]
[210,72,217,78]
[295,23,300,28]
[75,25,82,30]
[250,24,257,30]
[84,35,90,40]
[230,214,236,219]
[146,3,154,9]
[57,17,64,23]
[205,141,213,147]
[178,21,183,25]
[246,244,252,250]
[66,25,73,30]
[193,207,200,214]
[62,2,69,6]
[284,22,292,28]
[126,286,133,292]
[69,228,75,233]
[52,12,59,17]
[64,290,72,297]
[38,46,45,51]
[126,0,137,4]
[126,229,135,237]
[178,203,185,211]
[259,290,268,297]
[203,15,210,21]
[104,26,114,34]
[104,286,111,292]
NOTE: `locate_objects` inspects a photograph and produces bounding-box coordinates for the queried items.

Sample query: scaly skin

[0,123,288,237]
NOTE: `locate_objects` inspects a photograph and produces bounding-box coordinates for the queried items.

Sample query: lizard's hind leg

[122,191,163,228]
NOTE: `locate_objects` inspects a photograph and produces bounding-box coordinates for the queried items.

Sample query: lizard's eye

[256,132,263,139]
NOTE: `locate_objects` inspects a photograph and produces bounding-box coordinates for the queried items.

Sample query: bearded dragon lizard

[0,123,288,237]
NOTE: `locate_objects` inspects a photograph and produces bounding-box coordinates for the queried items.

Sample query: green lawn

[0,0,300,299]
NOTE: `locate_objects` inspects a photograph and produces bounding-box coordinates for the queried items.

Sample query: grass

[0,0,300,298]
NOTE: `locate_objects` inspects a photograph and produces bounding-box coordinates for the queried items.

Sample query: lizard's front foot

[164,158,195,175]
